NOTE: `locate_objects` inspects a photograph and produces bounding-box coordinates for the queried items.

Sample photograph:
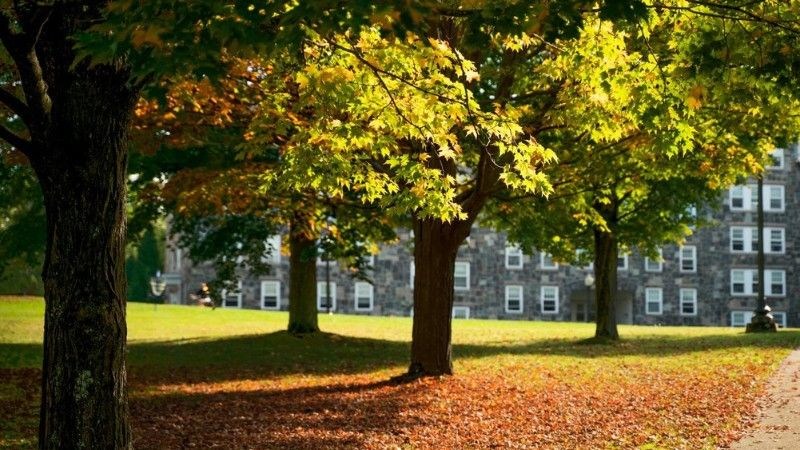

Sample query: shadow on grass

[130,378,426,450]
[3,329,800,382]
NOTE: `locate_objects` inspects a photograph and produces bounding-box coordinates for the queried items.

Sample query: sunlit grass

[2,297,799,449]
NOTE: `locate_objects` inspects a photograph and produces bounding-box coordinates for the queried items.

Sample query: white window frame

[767,148,785,170]
[729,310,786,328]
[617,254,629,271]
[730,269,785,296]
[354,282,374,311]
[454,261,470,291]
[767,228,786,254]
[729,184,785,212]
[540,286,559,314]
[644,248,663,272]
[505,246,523,269]
[679,288,697,316]
[730,311,750,327]
[645,287,663,315]
[729,186,746,210]
[264,235,281,264]
[316,281,337,311]
[766,185,785,212]
[221,280,243,308]
[260,280,281,310]
[409,262,415,287]
[768,270,786,296]
[539,253,559,270]
[730,226,785,254]
[504,285,524,314]
[679,246,696,273]
[452,306,470,319]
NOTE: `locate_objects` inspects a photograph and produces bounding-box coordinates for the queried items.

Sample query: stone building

[162,147,799,328]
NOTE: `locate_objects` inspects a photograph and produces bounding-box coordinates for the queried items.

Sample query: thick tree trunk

[288,211,318,334]
[29,67,137,449]
[407,218,470,377]
[593,227,619,340]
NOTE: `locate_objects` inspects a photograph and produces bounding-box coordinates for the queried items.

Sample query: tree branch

[0,123,32,153]
[0,9,51,133]
[0,87,32,125]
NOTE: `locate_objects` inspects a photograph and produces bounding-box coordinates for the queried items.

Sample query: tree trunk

[407,218,470,377]
[593,226,619,340]
[288,211,318,334]
[29,66,138,449]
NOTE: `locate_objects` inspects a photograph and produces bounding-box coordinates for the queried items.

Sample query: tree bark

[407,218,470,377]
[288,211,319,334]
[29,64,138,449]
[593,226,619,340]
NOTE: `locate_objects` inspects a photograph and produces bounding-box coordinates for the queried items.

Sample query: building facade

[162,147,799,328]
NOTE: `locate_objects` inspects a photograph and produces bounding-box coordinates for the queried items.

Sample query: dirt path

[730,349,800,450]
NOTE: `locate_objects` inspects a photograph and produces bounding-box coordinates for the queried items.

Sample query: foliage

[1,299,799,449]
[0,160,44,294]
[125,225,166,302]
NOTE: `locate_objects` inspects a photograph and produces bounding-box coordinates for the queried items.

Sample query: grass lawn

[2,297,799,449]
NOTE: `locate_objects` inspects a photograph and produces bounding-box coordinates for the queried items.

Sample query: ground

[1,297,799,449]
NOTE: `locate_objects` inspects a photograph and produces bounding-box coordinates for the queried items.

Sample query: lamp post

[583,273,595,323]
[149,270,166,311]
[747,174,777,332]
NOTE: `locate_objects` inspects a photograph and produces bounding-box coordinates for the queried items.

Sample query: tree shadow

[3,329,799,383]
[130,378,427,450]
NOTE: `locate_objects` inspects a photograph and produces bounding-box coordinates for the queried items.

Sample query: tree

[129,58,395,333]
[0,0,398,445]
[490,5,800,340]
[246,3,662,376]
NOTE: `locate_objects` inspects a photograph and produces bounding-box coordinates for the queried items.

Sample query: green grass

[2,296,800,449]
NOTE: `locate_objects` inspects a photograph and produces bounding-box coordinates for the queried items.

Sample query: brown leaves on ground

[126,363,764,449]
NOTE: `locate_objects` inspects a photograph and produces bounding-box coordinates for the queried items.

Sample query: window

[644,248,663,272]
[730,269,785,296]
[732,310,787,328]
[730,226,784,254]
[767,185,785,211]
[769,228,785,253]
[644,288,664,315]
[354,282,374,311]
[540,286,559,314]
[222,281,243,308]
[730,311,750,327]
[679,246,696,272]
[730,186,745,210]
[539,253,558,270]
[452,306,470,319]
[679,288,697,316]
[316,281,337,311]
[505,285,524,313]
[409,262,415,287]
[728,185,784,212]
[264,235,281,264]
[768,148,785,170]
[260,281,280,310]
[617,254,629,271]
[454,262,470,290]
[645,288,663,315]
[769,270,785,296]
[505,246,523,269]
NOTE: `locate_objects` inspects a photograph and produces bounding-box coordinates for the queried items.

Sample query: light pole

[583,273,595,323]
[149,270,166,311]
[747,174,777,332]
